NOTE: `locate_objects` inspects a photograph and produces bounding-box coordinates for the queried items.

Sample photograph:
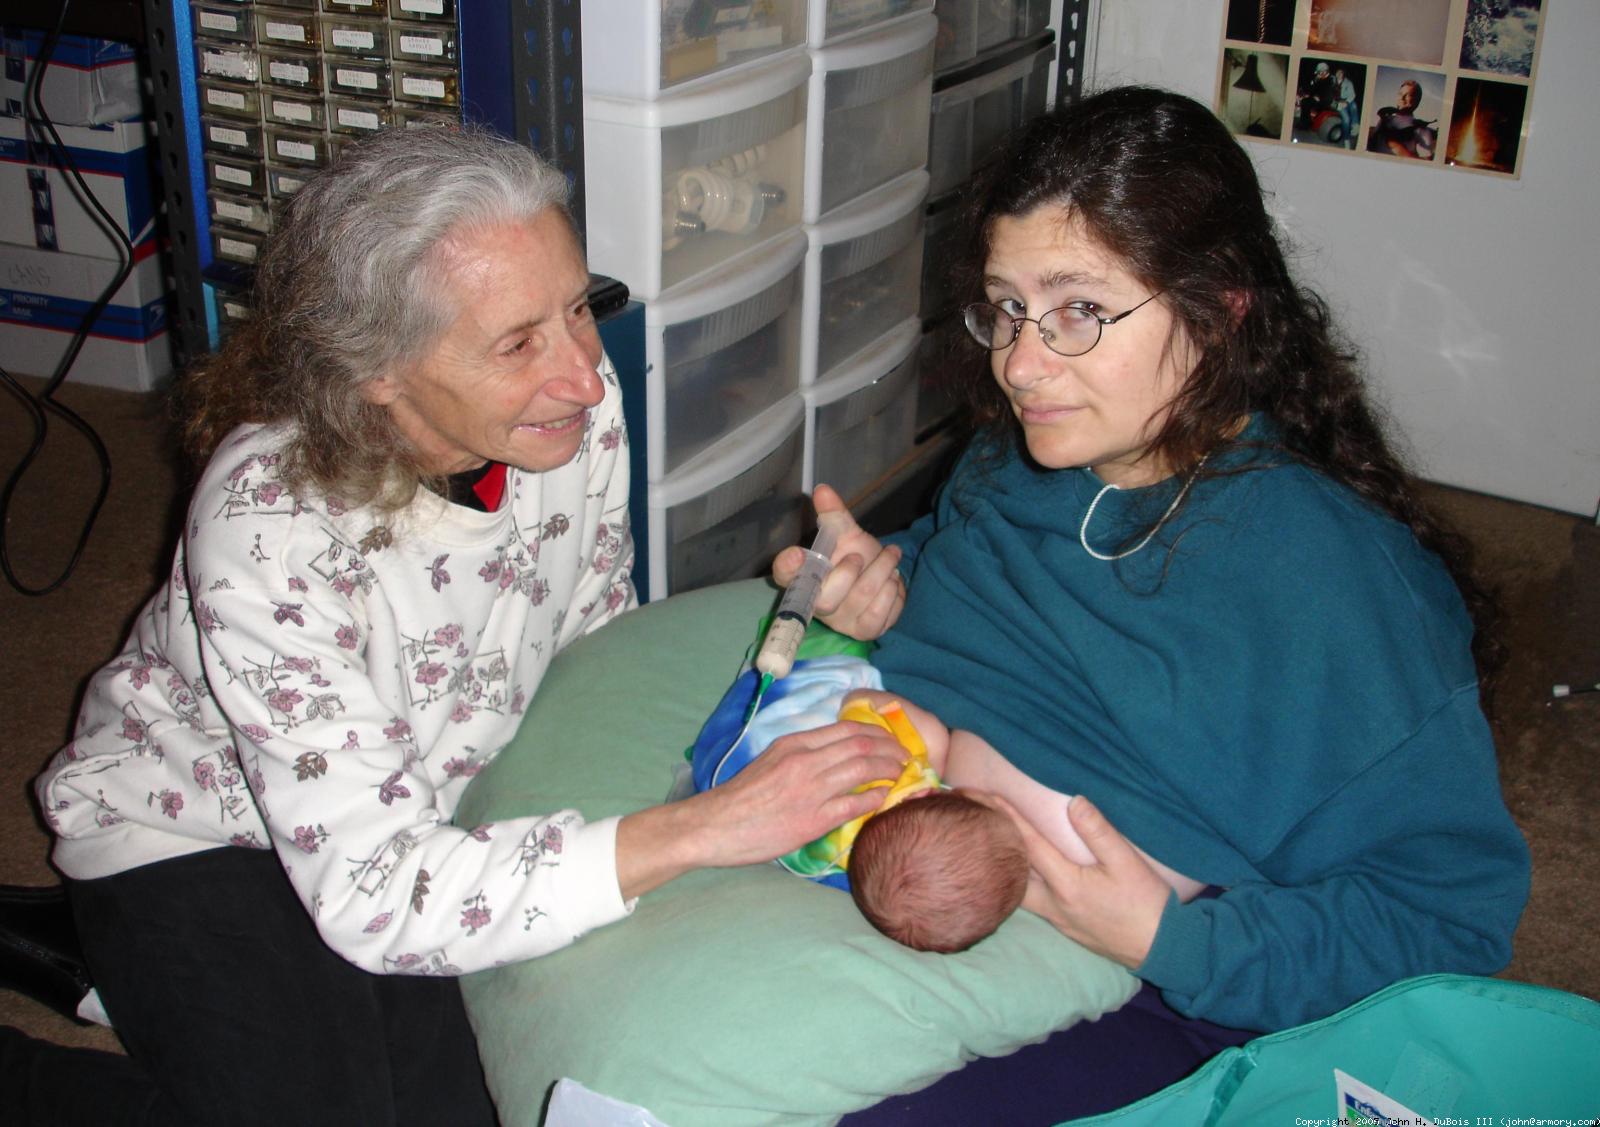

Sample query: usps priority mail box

[0,116,157,260]
[0,241,172,391]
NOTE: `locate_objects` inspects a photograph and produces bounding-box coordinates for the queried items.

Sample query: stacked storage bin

[192,0,465,332]
[918,0,1054,431]
[582,2,1055,598]
[580,3,812,600]
[799,8,934,526]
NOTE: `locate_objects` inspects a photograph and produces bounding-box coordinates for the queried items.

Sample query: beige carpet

[3,377,1597,1056]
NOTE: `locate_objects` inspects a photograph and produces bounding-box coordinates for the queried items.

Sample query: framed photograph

[1364,67,1445,162]
[1446,77,1529,175]
[1214,0,1542,177]
[1219,48,1291,139]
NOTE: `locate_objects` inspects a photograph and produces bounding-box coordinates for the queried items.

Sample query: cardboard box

[0,116,158,259]
[2,27,142,126]
[0,241,173,392]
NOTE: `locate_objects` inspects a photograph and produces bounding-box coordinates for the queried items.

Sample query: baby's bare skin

[846,690,1206,903]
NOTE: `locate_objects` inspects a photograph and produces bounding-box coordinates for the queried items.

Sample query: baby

[689,652,1203,954]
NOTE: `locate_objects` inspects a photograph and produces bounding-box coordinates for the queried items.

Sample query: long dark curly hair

[949,86,1503,687]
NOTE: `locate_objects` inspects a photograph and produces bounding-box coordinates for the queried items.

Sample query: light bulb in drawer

[663,145,787,249]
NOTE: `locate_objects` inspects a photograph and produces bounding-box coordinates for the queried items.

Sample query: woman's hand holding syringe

[770,484,906,643]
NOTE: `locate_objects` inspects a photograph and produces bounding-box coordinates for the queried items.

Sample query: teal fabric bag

[1063,974,1600,1126]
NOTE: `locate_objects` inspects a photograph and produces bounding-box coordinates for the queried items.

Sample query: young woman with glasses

[772,86,1529,1122]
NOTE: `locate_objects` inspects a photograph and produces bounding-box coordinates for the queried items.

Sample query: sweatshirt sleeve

[1137,685,1529,1031]
[190,562,633,975]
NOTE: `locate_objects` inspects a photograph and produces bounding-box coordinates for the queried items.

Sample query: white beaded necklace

[1078,457,1208,561]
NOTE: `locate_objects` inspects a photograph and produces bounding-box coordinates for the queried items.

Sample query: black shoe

[0,884,94,1024]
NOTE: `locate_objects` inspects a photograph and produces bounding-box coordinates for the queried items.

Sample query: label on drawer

[264,21,307,43]
[202,50,254,81]
[271,98,314,122]
[275,137,317,161]
[401,75,447,99]
[337,106,381,131]
[399,35,444,56]
[208,124,248,147]
[336,68,380,90]
[332,29,376,50]
[269,60,311,84]
[218,236,258,262]
[400,0,444,13]
[214,164,254,188]
[199,11,241,32]
[205,87,247,112]
[214,199,255,224]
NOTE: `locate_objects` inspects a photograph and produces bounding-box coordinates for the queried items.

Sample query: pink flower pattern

[39,400,633,976]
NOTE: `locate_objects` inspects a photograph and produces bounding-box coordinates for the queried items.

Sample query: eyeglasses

[961,292,1163,357]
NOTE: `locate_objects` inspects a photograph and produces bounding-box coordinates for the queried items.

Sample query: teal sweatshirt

[874,430,1529,1032]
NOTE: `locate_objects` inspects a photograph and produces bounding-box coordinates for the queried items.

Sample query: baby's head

[848,791,1029,953]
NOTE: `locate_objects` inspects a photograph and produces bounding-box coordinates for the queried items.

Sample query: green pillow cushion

[456,579,1139,1126]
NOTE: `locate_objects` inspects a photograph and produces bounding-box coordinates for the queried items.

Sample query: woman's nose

[999,320,1058,391]
[552,327,606,406]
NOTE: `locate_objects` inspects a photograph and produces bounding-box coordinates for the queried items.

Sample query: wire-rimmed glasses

[961,292,1163,357]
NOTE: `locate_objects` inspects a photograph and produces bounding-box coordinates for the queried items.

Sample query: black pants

[3,847,496,1127]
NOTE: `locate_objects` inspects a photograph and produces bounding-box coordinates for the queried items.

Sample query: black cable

[0,0,132,596]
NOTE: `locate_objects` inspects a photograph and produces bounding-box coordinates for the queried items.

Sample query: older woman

[783,87,1530,1121]
[3,126,902,1124]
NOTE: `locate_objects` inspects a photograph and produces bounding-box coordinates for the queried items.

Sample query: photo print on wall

[1215,0,1543,177]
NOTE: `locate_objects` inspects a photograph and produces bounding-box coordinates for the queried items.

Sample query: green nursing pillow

[456,579,1138,1126]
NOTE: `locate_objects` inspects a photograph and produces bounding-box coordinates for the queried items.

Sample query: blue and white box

[2,28,142,126]
[0,116,158,260]
[0,241,173,391]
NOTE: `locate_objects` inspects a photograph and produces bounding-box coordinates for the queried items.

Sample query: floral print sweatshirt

[37,358,637,975]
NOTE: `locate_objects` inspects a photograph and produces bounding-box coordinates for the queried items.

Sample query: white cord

[1079,457,1207,562]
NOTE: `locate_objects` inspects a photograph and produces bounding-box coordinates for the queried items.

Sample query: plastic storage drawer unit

[642,229,807,482]
[802,169,927,384]
[581,0,805,99]
[585,53,809,301]
[803,13,936,222]
[932,0,1049,73]
[805,318,920,500]
[927,42,1052,197]
[807,0,934,46]
[647,397,807,598]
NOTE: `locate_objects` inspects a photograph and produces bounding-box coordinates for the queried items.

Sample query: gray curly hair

[180,124,573,510]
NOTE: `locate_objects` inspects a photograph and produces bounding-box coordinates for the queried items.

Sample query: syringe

[754,516,843,680]
[710,514,847,787]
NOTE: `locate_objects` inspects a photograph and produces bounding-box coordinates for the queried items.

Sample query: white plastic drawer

[585,53,809,301]
[582,0,805,99]
[808,0,934,46]
[644,230,807,480]
[927,43,1052,196]
[648,397,807,597]
[804,319,920,499]
[802,169,927,384]
[804,14,936,222]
